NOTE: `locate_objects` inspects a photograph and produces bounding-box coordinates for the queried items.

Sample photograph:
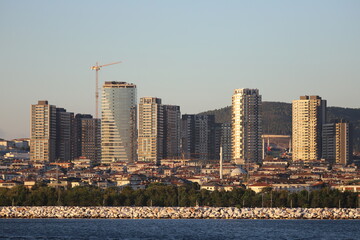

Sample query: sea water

[0,219,359,239]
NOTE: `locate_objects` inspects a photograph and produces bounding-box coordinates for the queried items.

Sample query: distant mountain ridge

[199,101,360,151]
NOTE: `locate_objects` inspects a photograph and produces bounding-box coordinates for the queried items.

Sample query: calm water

[0,219,359,239]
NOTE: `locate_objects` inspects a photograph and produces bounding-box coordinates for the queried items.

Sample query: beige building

[292,95,326,161]
[30,100,57,162]
[232,88,262,165]
[138,97,163,164]
[335,122,351,164]
[322,120,352,165]
[101,81,137,164]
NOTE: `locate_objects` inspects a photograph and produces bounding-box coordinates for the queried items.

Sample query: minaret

[220,146,223,180]
[289,138,292,153]
[262,137,265,160]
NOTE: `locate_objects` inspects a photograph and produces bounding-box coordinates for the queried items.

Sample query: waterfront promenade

[0,206,359,219]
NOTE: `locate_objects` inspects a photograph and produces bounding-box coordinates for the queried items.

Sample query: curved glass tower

[101,81,137,164]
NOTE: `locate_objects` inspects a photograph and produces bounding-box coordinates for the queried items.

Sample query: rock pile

[0,206,358,219]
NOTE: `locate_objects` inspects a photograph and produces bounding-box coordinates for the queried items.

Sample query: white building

[232,89,262,165]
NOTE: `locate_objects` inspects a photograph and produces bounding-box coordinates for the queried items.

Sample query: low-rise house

[109,162,126,173]
[0,180,22,188]
[4,152,30,160]
[48,180,71,189]
[116,174,147,189]
[201,167,217,175]
[80,169,98,179]
[44,169,65,179]
[0,172,21,181]
[262,159,288,166]
[200,182,221,191]
[289,173,320,180]
[184,177,203,185]
[10,160,31,169]
[271,182,311,192]
[16,168,40,178]
[32,162,47,169]
[247,183,271,193]
[50,162,73,169]
[200,182,242,192]
[24,180,36,189]
[163,168,173,177]
[332,184,360,192]
[67,169,82,178]
[95,180,116,189]
[72,158,92,169]
[94,165,111,171]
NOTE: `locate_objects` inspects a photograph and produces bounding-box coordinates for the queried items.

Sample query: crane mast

[91,61,121,119]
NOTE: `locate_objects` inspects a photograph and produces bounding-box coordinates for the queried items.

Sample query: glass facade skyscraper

[101,81,137,164]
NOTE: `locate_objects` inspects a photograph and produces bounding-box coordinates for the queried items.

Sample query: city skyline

[1,1,360,139]
[1,81,359,141]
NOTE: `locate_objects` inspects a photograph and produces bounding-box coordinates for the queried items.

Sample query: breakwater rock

[0,207,359,219]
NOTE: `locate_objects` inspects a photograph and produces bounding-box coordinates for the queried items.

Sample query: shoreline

[1,206,359,220]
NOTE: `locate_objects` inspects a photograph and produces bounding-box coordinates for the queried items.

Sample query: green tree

[103,187,120,206]
[121,186,135,206]
[134,189,147,206]
[241,189,256,207]
[7,185,29,206]
[64,186,103,206]
[0,188,11,206]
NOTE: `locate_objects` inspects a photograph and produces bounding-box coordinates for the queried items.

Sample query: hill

[199,101,360,151]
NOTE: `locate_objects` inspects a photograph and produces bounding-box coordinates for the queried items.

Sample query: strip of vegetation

[0,183,358,208]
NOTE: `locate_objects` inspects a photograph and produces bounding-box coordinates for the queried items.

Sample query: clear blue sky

[1,0,359,139]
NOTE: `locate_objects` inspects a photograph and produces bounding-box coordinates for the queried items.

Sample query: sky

[0,0,360,140]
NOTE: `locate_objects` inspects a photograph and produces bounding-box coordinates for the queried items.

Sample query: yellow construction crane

[91,61,121,118]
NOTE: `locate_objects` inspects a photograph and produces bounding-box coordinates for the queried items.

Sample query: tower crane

[91,61,121,118]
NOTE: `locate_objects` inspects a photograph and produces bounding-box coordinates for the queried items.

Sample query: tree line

[0,183,358,208]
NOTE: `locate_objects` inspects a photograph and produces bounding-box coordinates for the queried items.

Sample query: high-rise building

[56,108,75,161]
[292,95,326,161]
[75,114,101,164]
[181,114,196,159]
[101,81,137,164]
[181,114,217,161]
[232,88,262,164]
[220,123,232,162]
[322,120,352,165]
[30,100,57,162]
[163,105,181,159]
[138,97,164,164]
[195,115,216,161]
[214,123,222,161]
